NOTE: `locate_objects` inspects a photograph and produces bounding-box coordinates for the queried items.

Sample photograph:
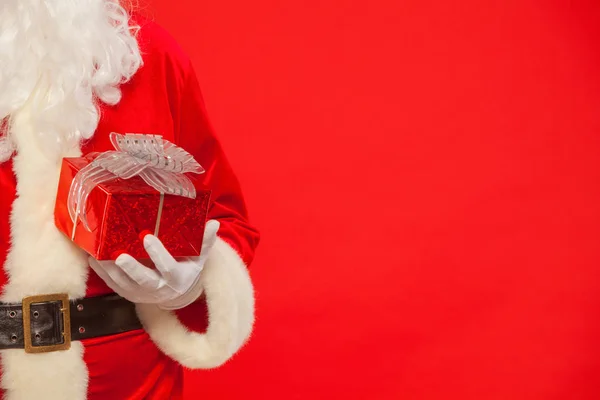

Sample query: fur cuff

[135,237,255,369]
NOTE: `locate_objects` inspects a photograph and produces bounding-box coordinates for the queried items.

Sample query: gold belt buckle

[22,293,71,354]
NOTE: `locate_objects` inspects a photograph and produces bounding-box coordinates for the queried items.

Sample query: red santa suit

[0,13,259,400]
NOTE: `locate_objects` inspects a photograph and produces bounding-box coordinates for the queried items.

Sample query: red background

[146,0,600,398]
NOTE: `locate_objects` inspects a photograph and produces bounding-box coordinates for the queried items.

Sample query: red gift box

[54,149,211,261]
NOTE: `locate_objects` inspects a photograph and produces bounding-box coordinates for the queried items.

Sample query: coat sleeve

[135,51,260,369]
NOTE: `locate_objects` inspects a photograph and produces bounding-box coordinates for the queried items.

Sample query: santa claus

[0,0,260,399]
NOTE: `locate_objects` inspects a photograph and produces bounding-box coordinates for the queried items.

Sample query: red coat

[0,18,259,400]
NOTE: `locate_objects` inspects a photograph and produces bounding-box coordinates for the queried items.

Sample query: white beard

[0,0,142,163]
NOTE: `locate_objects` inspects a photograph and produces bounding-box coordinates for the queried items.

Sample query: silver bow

[68,133,205,232]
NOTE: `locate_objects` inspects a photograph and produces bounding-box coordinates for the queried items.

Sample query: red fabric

[84,330,183,400]
[0,17,259,399]
[0,159,15,288]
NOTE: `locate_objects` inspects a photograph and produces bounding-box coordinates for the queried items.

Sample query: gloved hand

[89,220,220,310]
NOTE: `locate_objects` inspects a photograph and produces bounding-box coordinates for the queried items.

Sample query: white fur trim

[0,344,88,400]
[136,237,255,369]
[0,107,89,399]
[0,0,142,396]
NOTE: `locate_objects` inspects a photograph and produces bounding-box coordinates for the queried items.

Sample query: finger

[115,253,162,290]
[202,220,220,250]
[143,235,177,280]
[88,258,137,297]
[97,259,140,292]
[88,258,119,288]
[205,220,220,238]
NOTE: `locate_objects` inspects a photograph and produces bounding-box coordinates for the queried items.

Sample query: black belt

[0,293,143,353]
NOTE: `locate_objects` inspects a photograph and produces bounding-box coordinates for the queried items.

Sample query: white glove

[89,220,220,310]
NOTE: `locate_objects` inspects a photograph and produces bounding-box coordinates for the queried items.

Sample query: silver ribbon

[68,132,205,234]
